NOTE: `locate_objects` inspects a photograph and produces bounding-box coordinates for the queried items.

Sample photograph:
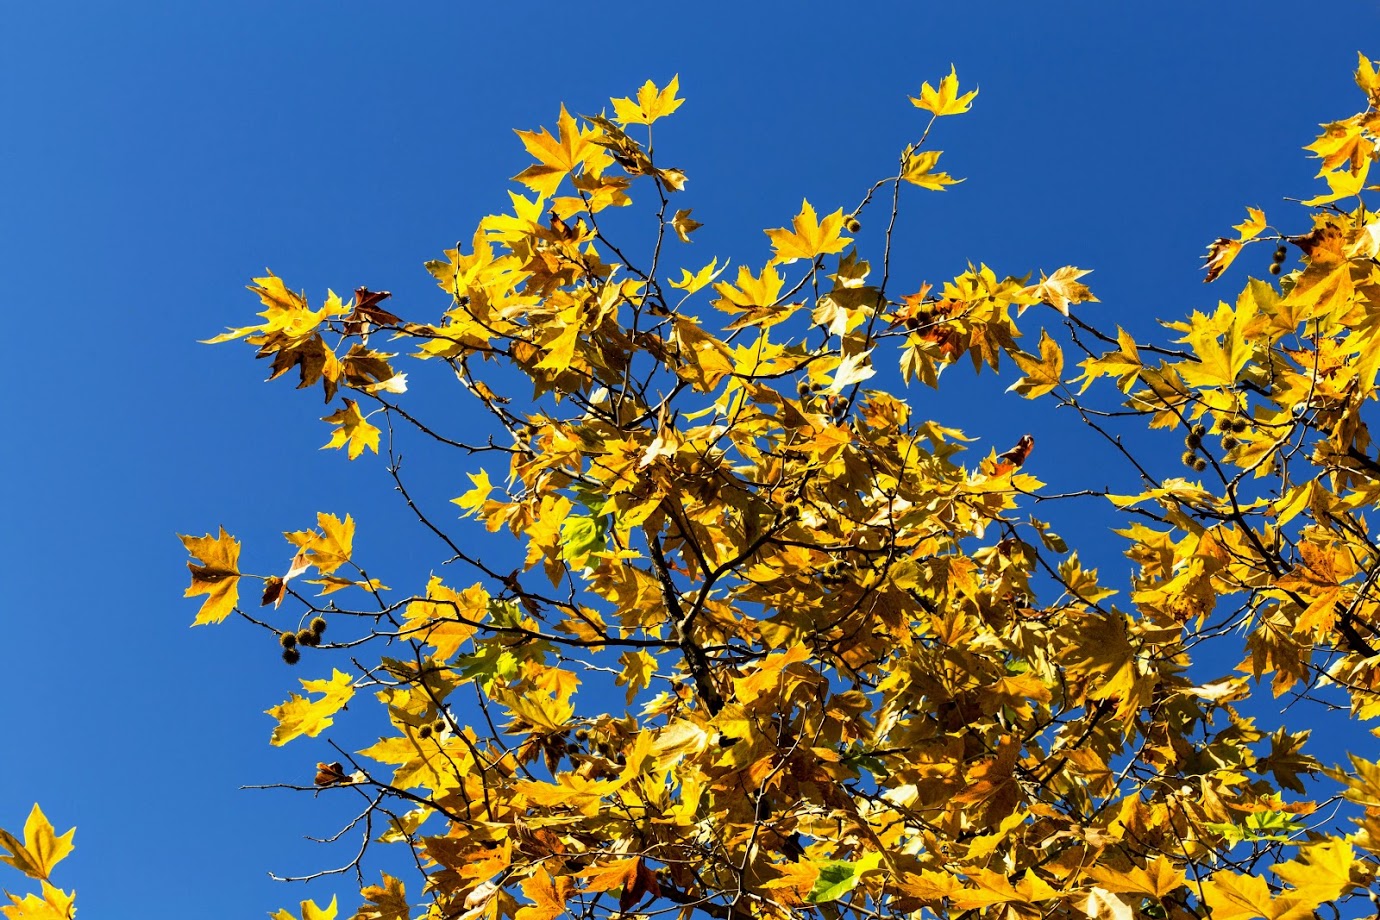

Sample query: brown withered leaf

[314,761,350,786]
[1202,237,1241,283]
[261,576,286,608]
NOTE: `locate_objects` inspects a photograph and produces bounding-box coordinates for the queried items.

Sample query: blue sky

[3,3,1378,917]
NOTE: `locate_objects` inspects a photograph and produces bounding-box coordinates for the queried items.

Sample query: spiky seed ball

[1191,424,1207,438]
[1273,244,1288,262]
[1181,450,1198,467]
[844,216,862,233]
[1191,457,1208,472]
[309,617,327,635]
[1230,417,1249,433]
[1185,431,1202,449]
[279,631,297,649]
[418,724,432,739]
[796,379,811,398]
[1221,435,1240,451]
[282,648,301,665]
[297,629,317,648]
[1269,262,1282,275]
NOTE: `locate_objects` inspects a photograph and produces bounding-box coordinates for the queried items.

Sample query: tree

[11,58,1380,920]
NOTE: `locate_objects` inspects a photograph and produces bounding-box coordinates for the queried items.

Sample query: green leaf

[805,853,881,904]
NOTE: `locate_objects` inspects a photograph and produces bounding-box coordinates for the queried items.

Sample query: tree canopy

[11,57,1380,920]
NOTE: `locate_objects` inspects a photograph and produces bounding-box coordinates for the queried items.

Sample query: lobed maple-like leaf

[266,669,355,746]
[0,805,74,883]
[611,75,683,126]
[321,399,380,460]
[910,64,978,115]
[353,873,409,920]
[1,881,76,920]
[765,199,853,265]
[669,208,702,242]
[514,105,606,197]
[179,527,241,625]
[1007,329,1064,398]
[900,146,962,190]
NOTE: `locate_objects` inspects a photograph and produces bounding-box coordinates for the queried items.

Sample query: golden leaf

[612,75,683,126]
[765,200,853,265]
[900,147,962,190]
[0,805,74,883]
[266,669,355,746]
[180,527,241,626]
[322,399,381,460]
[514,869,572,920]
[1007,329,1064,398]
[910,65,978,116]
[670,208,703,242]
[514,105,604,197]
[271,896,338,920]
[354,873,408,920]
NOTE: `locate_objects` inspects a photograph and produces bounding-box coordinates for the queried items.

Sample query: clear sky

[3,3,1377,917]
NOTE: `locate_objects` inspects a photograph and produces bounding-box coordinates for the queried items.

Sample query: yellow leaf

[266,669,355,746]
[1007,329,1064,399]
[285,512,355,576]
[670,208,702,243]
[1177,300,1254,389]
[179,527,241,626]
[1088,855,1185,899]
[1024,265,1096,315]
[765,200,852,265]
[827,349,877,393]
[452,469,495,517]
[1084,888,1132,920]
[655,166,688,193]
[1234,206,1267,242]
[1272,839,1354,906]
[910,65,978,116]
[1345,218,1380,260]
[612,75,683,126]
[1203,237,1242,283]
[1059,612,1148,719]
[401,576,483,661]
[900,147,962,190]
[670,258,728,295]
[514,869,572,920]
[0,805,75,882]
[581,857,641,893]
[1201,872,1305,920]
[1,882,76,920]
[1302,157,1371,207]
[322,398,381,460]
[271,896,338,920]
[514,105,603,197]
[713,264,789,328]
[355,873,409,920]
[204,273,350,345]
[616,649,658,703]
[1357,51,1380,105]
